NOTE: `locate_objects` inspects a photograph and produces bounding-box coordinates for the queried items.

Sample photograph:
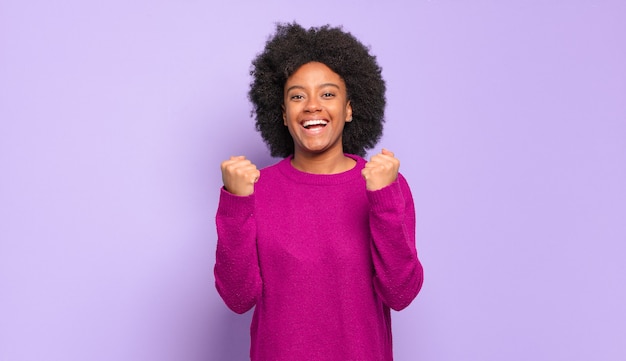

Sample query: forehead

[286,62,345,86]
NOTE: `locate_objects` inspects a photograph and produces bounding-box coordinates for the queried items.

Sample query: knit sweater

[214,154,423,361]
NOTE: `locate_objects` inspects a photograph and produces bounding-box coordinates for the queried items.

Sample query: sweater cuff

[217,187,255,218]
[366,178,405,213]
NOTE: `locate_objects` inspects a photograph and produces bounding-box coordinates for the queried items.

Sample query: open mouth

[302,119,328,129]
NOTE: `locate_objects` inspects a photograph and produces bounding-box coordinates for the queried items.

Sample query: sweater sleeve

[367,173,424,311]
[214,188,262,314]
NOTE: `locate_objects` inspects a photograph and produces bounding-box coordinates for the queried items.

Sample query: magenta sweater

[214,154,423,360]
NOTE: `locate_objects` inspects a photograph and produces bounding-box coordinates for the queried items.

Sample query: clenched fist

[220,156,260,196]
[361,149,400,191]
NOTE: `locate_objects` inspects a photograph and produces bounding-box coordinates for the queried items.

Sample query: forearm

[368,175,424,311]
[214,189,262,314]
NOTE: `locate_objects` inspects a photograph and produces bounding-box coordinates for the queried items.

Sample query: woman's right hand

[220,156,260,196]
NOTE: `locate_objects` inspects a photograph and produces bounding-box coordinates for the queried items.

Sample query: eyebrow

[285,83,341,93]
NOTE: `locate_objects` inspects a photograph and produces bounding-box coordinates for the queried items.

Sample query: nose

[304,97,322,113]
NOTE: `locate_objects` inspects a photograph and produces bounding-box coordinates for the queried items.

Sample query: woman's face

[282,62,352,157]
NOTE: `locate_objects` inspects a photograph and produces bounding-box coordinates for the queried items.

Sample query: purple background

[1,1,625,360]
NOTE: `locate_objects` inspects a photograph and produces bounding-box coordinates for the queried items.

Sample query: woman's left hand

[362,148,400,191]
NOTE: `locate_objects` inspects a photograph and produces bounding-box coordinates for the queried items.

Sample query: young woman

[215,22,424,361]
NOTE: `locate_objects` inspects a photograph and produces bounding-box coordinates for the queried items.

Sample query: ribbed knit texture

[215,154,423,361]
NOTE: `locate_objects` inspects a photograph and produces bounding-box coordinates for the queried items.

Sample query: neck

[291,149,355,174]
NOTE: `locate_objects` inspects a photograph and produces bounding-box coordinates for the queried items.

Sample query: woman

[215,22,423,360]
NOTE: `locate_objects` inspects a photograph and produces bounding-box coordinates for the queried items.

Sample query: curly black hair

[248,22,386,158]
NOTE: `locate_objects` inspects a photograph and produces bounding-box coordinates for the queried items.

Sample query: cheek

[283,105,299,120]
[283,111,297,128]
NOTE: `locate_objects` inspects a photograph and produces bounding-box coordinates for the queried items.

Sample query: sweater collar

[277,153,366,185]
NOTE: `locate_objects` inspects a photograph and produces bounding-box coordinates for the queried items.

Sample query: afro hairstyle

[248,22,386,158]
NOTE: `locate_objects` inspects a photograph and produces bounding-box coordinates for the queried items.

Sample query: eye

[322,92,335,98]
[290,94,304,100]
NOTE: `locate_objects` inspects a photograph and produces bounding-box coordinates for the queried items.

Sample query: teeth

[302,119,328,128]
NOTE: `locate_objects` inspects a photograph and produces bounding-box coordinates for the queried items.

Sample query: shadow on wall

[211,307,254,360]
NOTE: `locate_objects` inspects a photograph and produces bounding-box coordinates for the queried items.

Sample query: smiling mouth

[302,119,328,129]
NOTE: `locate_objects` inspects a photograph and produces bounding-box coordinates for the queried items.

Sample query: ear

[281,104,287,126]
[345,101,353,122]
